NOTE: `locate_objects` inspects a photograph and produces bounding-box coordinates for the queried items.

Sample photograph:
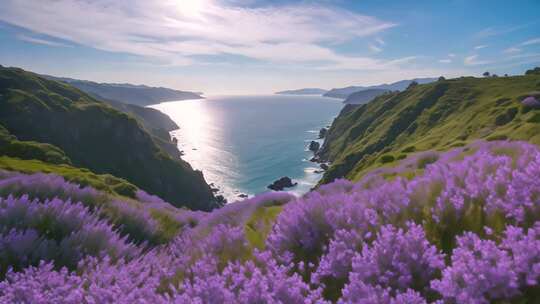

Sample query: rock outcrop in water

[267,176,297,191]
[318,128,327,139]
[309,141,320,152]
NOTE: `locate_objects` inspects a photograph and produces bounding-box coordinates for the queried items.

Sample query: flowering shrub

[0,171,102,208]
[0,171,173,245]
[174,251,325,303]
[341,223,445,301]
[0,195,138,276]
[1,140,540,302]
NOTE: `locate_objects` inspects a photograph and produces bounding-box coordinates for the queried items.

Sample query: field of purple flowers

[0,140,539,303]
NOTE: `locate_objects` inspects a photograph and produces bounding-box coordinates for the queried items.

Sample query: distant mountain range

[324,78,438,99]
[323,86,365,99]
[342,88,391,105]
[275,88,328,95]
[42,75,204,106]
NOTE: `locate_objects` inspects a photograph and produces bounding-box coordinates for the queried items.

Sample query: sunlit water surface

[150,95,342,202]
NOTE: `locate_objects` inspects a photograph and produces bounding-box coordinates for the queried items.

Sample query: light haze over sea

[151,95,342,202]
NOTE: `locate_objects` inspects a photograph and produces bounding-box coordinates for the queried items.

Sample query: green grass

[150,209,192,243]
[319,74,540,183]
[0,156,137,198]
[0,124,71,165]
[245,205,283,250]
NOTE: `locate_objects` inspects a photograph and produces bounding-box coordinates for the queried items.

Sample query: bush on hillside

[1,140,540,302]
[525,67,540,75]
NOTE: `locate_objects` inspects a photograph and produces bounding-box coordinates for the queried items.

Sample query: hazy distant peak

[41,74,203,106]
[275,88,328,95]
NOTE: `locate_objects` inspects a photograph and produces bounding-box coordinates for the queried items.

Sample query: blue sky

[0,0,539,94]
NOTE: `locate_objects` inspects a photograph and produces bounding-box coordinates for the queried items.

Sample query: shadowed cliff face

[0,66,218,211]
[318,74,540,184]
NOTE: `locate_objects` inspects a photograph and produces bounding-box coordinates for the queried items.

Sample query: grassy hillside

[343,88,391,104]
[0,66,217,210]
[0,156,139,197]
[318,73,540,183]
[43,74,203,106]
[0,124,71,165]
[100,98,182,159]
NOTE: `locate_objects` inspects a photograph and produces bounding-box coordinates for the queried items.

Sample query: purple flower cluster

[0,195,138,275]
[432,223,540,303]
[266,140,540,301]
[522,96,540,108]
[0,171,101,208]
[0,171,180,245]
[341,223,445,302]
[174,251,325,303]
[1,140,540,302]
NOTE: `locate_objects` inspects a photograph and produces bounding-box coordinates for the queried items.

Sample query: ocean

[150,95,343,202]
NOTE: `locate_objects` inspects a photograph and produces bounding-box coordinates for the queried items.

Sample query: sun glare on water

[150,100,206,155]
[149,99,239,201]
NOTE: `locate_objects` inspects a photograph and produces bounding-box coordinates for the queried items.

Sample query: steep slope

[99,98,179,134]
[0,124,71,165]
[318,74,540,183]
[0,66,217,210]
[43,75,203,106]
[324,77,437,99]
[343,88,391,104]
[100,98,181,159]
[323,85,365,99]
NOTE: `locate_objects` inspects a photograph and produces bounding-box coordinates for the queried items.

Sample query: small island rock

[268,176,298,191]
[309,141,320,152]
[320,163,329,170]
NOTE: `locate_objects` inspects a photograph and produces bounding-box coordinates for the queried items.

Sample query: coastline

[150,95,342,203]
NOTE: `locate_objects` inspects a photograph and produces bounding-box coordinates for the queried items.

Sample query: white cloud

[474,45,488,50]
[499,37,539,57]
[448,53,456,58]
[368,36,385,53]
[439,59,452,63]
[474,25,524,38]
[522,37,540,46]
[503,47,521,54]
[508,52,540,60]
[368,43,382,53]
[0,0,402,70]
[464,55,490,66]
[16,34,70,47]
